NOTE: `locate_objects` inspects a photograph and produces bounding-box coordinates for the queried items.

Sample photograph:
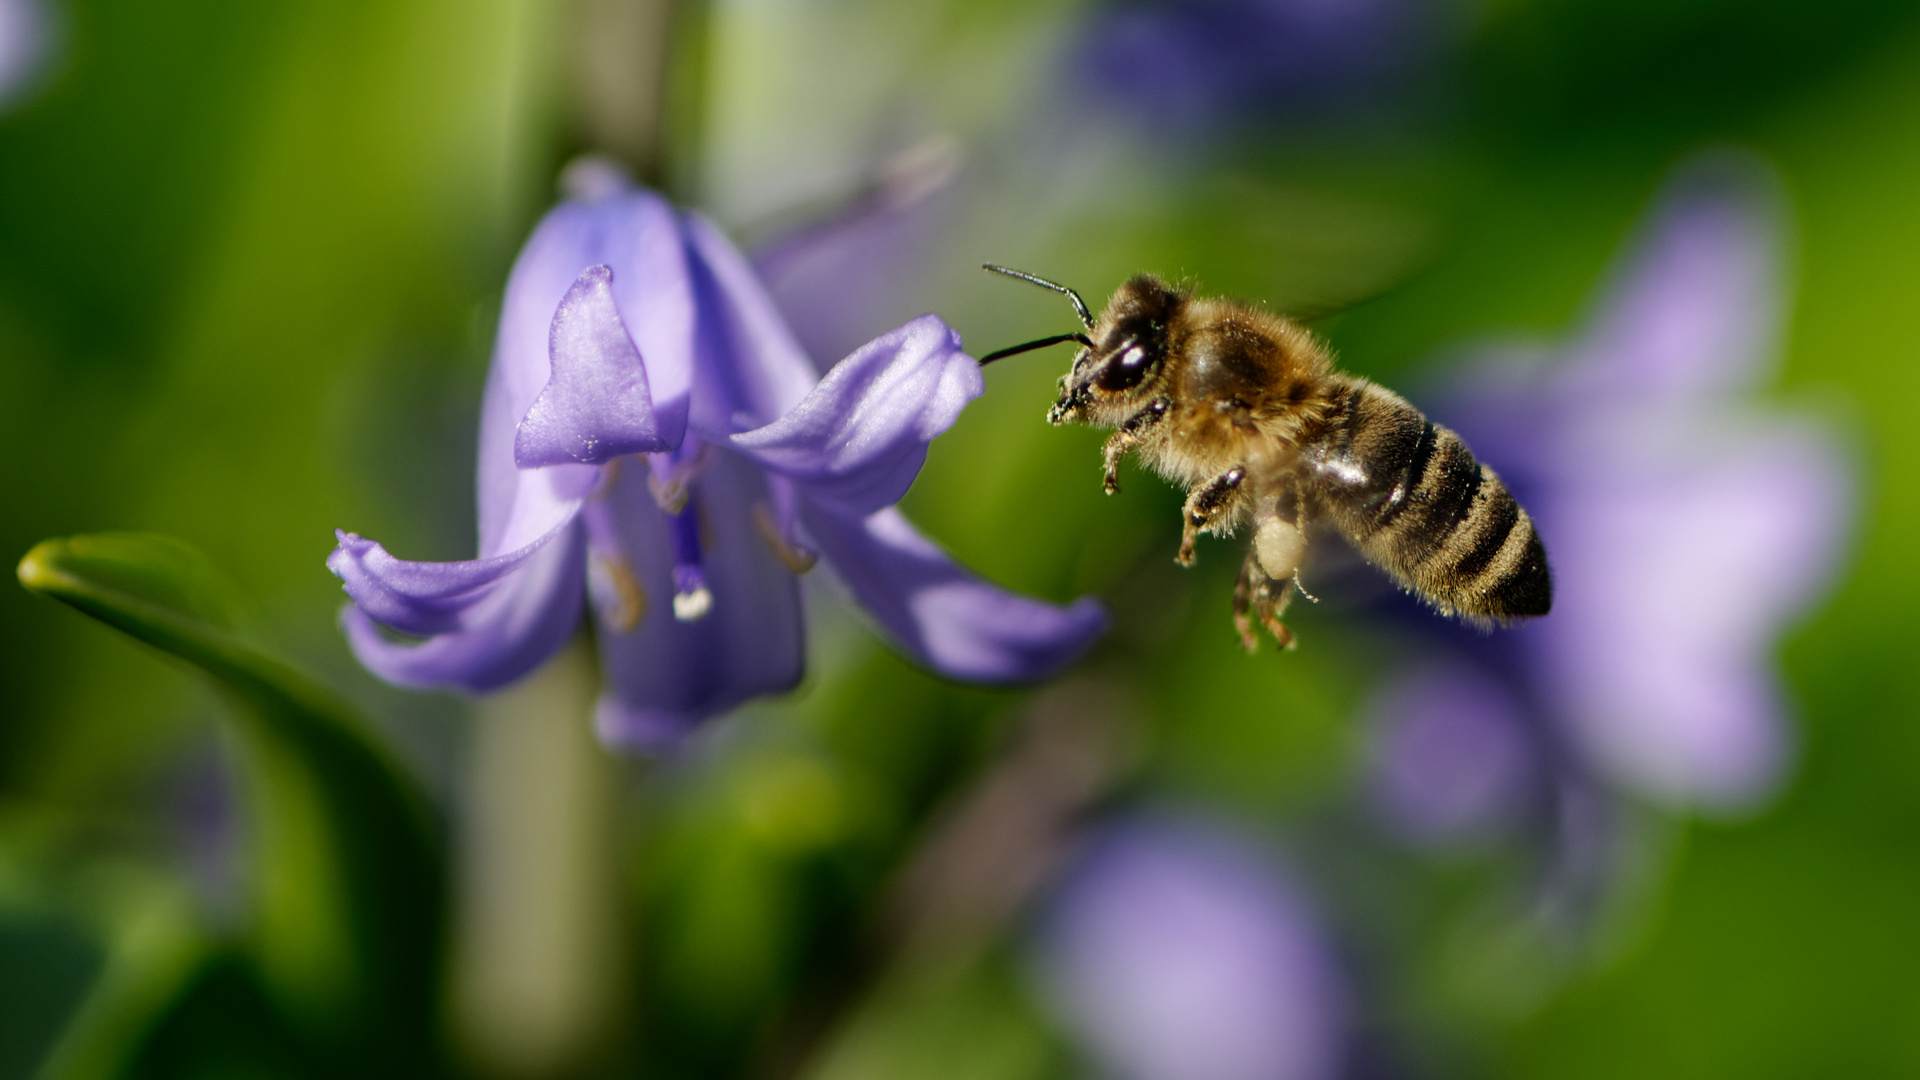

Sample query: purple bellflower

[329,163,1105,749]
[1032,814,1348,1080]
[0,0,51,107]
[1367,151,1850,848]
[1073,0,1433,131]
[1368,661,1537,847]
[752,138,963,371]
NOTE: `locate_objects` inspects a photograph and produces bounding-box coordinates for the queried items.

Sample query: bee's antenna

[983,264,1094,328]
[978,332,1093,366]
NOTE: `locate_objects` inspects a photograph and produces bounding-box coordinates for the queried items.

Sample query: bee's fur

[1026,271,1551,649]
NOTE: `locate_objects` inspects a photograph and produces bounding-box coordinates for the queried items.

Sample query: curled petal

[330,530,554,637]
[330,460,591,686]
[329,460,592,637]
[340,522,586,693]
[588,450,805,751]
[480,186,692,548]
[729,314,980,514]
[515,266,672,466]
[802,504,1106,682]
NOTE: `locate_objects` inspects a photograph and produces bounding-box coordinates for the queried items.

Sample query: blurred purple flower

[0,0,53,107]
[1032,815,1348,1080]
[1074,0,1434,129]
[1366,657,1617,932]
[753,138,963,370]
[1368,150,1851,834]
[329,165,1105,750]
[1368,662,1536,846]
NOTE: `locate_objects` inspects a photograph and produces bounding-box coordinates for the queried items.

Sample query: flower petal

[587,450,805,751]
[1364,661,1537,847]
[329,457,591,634]
[515,265,672,466]
[329,529,551,637]
[1565,151,1785,403]
[1421,152,1851,818]
[480,185,692,550]
[339,520,587,693]
[682,212,822,437]
[751,140,960,367]
[1034,814,1348,1080]
[1527,420,1850,809]
[728,314,980,514]
[801,504,1106,682]
[331,454,591,688]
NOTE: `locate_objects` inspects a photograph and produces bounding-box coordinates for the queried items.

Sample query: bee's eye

[1094,343,1154,392]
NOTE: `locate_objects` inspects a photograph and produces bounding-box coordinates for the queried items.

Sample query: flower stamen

[670,498,713,622]
[648,441,711,515]
[588,553,647,632]
[590,456,625,501]
[754,503,818,574]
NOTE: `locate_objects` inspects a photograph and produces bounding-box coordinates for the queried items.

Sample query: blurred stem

[449,3,705,1071]
[451,637,628,1079]
[657,0,713,201]
[568,0,711,199]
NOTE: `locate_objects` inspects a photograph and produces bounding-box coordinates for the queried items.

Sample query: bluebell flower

[0,0,52,107]
[1367,151,1851,844]
[752,138,963,370]
[1073,0,1433,130]
[1032,814,1348,1080]
[1367,660,1540,847]
[329,164,1105,749]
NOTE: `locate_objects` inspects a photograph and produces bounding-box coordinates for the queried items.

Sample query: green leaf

[18,534,447,1073]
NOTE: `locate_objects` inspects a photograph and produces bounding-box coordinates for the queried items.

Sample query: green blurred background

[3,0,1918,1076]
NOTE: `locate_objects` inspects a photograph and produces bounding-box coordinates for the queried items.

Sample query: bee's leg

[1232,552,1296,652]
[1099,435,1131,496]
[1258,574,1298,650]
[1232,554,1262,651]
[1102,397,1171,494]
[1178,465,1246,566]
[1237,505,1307,648]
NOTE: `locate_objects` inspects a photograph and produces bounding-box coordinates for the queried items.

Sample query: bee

[979,265,1552,649]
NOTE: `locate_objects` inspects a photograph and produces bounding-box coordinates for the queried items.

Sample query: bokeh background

[3,0,1918,1076]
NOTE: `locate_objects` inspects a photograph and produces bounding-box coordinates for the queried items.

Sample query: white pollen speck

[672,586,713,623]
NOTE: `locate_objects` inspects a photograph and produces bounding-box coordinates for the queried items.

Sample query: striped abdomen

[1297,377,1551,622]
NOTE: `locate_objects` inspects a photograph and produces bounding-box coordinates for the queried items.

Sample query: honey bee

[980,265,1552,649]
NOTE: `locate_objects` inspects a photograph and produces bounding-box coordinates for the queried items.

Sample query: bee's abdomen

[1303,379,1551,622]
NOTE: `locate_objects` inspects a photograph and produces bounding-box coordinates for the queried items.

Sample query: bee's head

[978,266,1185,426]
[1049,275,1185,426]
